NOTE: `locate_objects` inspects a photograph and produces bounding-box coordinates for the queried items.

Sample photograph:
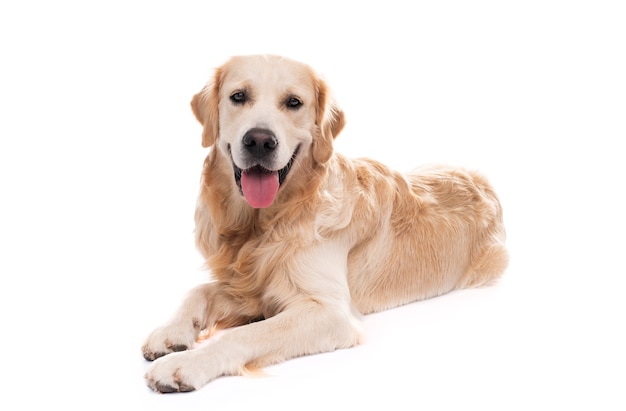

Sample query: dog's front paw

[144,350,214,393]
[142,323,197,361]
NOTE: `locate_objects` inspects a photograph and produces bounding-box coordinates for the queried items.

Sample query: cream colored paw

[144,350,215,393]
[142,322,198,361]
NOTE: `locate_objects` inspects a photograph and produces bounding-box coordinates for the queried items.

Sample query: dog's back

[321,157,509,314]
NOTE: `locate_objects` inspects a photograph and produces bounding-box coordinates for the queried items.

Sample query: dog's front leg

[142,282,253,361]
[144,298,362,393]
[141,283,216,361]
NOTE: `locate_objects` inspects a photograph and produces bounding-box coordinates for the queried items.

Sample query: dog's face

[191,55,345,208]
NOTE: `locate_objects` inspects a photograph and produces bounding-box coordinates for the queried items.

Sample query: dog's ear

[313,76,345,164]
[191,67,223,148]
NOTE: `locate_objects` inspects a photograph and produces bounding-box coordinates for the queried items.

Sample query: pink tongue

[240,169,280,208]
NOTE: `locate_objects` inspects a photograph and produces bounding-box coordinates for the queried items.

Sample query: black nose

[242,128,278,158]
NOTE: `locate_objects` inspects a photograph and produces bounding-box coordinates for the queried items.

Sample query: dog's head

[191,55,345,208]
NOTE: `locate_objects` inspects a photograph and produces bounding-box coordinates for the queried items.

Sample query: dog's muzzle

[232,129,299,209]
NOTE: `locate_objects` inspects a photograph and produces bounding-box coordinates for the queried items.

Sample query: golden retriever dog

[142,55,508,393]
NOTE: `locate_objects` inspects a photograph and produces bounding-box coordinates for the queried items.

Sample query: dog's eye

[230,92,247,104]
[286,97,302,109]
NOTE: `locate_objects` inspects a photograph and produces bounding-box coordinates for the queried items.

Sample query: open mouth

[233,146,299,208]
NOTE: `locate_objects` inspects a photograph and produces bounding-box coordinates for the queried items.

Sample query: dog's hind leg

[457,243,509,289]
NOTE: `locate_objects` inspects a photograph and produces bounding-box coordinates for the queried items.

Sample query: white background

[1,1,625,409]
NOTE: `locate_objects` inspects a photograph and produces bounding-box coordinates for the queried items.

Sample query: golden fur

[143,55,508,393]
